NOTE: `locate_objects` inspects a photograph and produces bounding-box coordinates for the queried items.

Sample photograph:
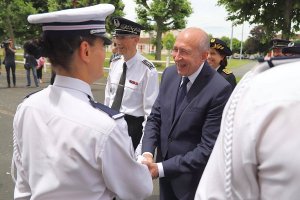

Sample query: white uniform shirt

[195,60,300,200]
[104,52,159,123]
[12,75,153,200]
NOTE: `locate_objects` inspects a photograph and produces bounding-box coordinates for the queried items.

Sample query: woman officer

[11,4,152,200]
[208,38,237,89]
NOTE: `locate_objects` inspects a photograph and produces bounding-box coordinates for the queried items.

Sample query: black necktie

[176,77,189,111]
[111,62,127,111]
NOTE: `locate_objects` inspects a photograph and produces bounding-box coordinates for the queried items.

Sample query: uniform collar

[123,52,140,69]
[53,75,93,98]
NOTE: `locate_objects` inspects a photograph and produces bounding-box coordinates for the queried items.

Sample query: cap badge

[212,43,224,50]
[90,29,103,34]
[114,18,120,27]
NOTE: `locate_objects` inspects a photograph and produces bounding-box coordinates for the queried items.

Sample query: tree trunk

[155,23,163,60]
[282,0,292,40]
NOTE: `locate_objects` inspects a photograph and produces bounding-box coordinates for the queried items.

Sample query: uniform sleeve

[12,107,32,200]
[104,66,112,106]
[135,68,159,157]
[100,119,153,200]
[142,68,159,127]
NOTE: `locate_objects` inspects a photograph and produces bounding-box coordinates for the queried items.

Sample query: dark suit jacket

[217,66,237,89]
[142,62,232,199]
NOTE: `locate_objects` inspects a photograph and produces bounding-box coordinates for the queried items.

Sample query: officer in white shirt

[195,56,300,200]
[104,17,159,150]
[11,4,152,200]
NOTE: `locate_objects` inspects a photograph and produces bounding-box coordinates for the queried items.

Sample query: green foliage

[244,25,270,54]
[162,32,175,50]
[135,0,192,60]
[0,0,125,45]
[217,0,300,40]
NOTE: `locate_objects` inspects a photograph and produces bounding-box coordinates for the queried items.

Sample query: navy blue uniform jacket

[142,62,232,199]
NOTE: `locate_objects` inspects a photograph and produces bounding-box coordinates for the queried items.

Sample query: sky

[123,0,254,41]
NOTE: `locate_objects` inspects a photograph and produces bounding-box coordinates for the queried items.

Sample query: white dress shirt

[12,75,153,200]
[195,60,300,200]
[104,52,159,125]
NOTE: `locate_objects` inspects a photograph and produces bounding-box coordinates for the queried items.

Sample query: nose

[172,51,182,61]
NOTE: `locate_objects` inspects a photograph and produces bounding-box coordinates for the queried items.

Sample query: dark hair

[30,32,98,71]
[216,49,228,69]
[23,40,41,59]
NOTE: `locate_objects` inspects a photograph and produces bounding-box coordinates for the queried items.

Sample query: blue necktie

[176,77,189,111]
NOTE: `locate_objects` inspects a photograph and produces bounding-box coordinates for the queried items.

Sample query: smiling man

[141,27,233,200]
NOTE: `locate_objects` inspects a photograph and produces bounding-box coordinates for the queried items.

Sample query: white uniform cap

[27,4,115,45]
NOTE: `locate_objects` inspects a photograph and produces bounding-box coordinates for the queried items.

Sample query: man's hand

[142,161,159,179]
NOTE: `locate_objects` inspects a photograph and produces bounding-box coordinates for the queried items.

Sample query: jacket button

[168,137,172,143]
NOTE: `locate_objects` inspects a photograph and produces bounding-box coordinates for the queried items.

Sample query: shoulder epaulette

[111,55,122,62]
[89,98,124,120]
[142,59,155,70]
[222,68,232,75]
[24,89,43,99]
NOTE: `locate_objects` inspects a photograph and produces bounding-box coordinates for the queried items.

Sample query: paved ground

[0,60,257,199]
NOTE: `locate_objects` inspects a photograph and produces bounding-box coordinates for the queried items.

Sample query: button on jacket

[12,75,152,200]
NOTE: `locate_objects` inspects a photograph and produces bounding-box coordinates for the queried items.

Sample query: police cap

[210,38,232,56]
[112,17,144,36]
[282,42,300,55]
[27,4,115,45]
[270,39,290,49]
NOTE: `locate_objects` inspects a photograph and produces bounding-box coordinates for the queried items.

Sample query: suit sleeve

[162,84,232,176]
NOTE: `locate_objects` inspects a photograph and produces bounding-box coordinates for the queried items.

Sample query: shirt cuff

[142,152,153,157]
[157,162,165,177]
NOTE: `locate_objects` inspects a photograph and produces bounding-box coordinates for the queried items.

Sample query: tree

[218,0,300,40]
[135,0,192,60]
[0,0,125,45]
[162,32,175,67]
[243,25,270,54]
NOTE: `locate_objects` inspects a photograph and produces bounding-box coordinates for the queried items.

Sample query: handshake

[137,153,159,179]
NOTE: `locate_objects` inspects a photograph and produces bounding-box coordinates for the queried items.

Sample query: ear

[133,36,140,44]
[201,51,209,61]
[78,41,90,63]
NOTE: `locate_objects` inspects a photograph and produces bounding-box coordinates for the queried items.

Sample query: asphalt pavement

[0,60,257,199]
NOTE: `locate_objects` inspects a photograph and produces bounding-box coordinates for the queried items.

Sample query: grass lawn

[227,59,251,69]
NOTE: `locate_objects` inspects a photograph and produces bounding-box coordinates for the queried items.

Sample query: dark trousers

[159,178,178,200]
[5,64,16,86]
[124,114,144,150]
[37,67,43,79]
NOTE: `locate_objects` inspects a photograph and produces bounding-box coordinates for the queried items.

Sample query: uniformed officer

[282,41,300,56]
[195,52,300,200]
[270,38,290,57]
[104,17,159,150]
[11,4,153,200]
[207,38,237,89]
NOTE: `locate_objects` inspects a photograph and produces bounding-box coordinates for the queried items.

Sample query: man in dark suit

[141,27,233,200]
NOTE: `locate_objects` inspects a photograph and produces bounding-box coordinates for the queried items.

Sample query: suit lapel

[170,62,214,134]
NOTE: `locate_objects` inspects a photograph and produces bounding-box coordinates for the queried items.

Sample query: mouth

[176,62,188,69]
